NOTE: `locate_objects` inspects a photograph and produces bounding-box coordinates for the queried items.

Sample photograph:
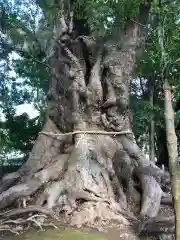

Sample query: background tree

[156,1,180,238]
[133,1,180,168]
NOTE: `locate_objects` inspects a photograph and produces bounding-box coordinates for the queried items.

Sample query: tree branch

[9,46,50,69]
[139,77,145,96]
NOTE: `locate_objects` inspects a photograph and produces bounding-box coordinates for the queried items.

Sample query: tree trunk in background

[0,1,176,238]
[156,127,169,169]
[149,76,155,162]
[157,0,180,236]
[153,81,169,169]
[164,79,180,240]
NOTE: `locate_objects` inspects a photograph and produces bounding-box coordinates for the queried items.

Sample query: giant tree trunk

[0,2,175,238]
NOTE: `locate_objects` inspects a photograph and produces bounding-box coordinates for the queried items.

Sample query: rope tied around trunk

[39,130,133,139]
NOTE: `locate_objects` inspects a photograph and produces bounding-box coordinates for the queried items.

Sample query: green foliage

[4,113,44,152]
[13,58,49,93]
[73,0,140,34]
[0,0,48,160]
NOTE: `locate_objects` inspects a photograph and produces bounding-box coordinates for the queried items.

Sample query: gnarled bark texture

[0,2,175,239]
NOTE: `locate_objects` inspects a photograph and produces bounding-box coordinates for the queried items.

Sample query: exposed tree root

[161,195,172,205]
[0,225,22,235]
[0,172,20,194]
[0,131,175,238]
[0,206,58,219]
[0,213,59,234]
[139,216,175,235]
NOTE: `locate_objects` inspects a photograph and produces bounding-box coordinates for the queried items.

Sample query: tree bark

[148,76,155,162]
[0,1,175,238]
[155,0,180,236]
[164,79,180,240]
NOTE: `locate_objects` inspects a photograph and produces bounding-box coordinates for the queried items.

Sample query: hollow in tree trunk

[0,2,175,238]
